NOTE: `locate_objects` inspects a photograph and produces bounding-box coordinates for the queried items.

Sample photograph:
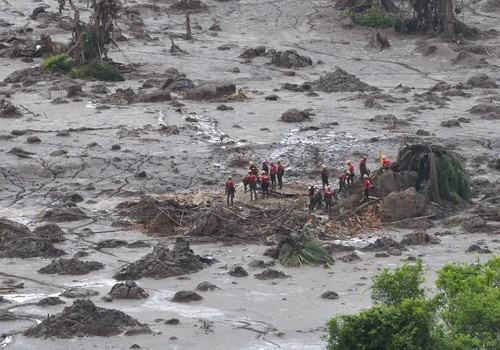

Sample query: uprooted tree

[58,0,120,64]
[336,0,477,38]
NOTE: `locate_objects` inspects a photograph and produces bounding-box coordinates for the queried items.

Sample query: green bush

[371,259,425,306]
[70,60,124,82]
[342,7,393,29]
[43,54,70,73]
[394,17,420,34]
[325,256,500,350]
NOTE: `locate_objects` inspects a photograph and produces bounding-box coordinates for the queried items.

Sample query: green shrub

[371,259,425,306]
[326,256,500,350]
[394,17,420,34]
[343,7,393,29]
[70,60,124,82]
[43,54,70,73]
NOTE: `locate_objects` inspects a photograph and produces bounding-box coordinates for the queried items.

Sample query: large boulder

[38,258,104,275]
[271,50,312,68]
[0,218,31,246]
[185,82,236,100]
[379,187,428,222]
[378,170,419,197]
[281,108,311,123]
[0,237,65,258]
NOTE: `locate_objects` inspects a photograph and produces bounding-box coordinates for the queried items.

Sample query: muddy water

[1,0,499,349]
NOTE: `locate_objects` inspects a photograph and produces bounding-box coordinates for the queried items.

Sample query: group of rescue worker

[224,160,285,205]
[224,154,392,209]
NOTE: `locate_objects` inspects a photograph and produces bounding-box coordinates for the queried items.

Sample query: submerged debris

[311,68,379,93]
[24,300,151,338]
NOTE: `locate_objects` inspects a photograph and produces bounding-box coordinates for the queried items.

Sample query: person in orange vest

[261,171,270,199]
[346,160,355,185]
[225,176,236,205]
[276,160,285,189]
[248,171,258,200]
[242,171,251,193]
[320,164,329,190]
[323,186,335,213]
[338,170,349,197]
[381,155,391,171]
[362,174,372,202]
[269,162,277,190]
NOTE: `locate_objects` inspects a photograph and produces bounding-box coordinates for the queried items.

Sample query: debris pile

[271,50,312,68]
[37,258,104,275]
[311,68,379,92]
[105,281,149,300]
[114,238,206,280]
[24,299,151,338]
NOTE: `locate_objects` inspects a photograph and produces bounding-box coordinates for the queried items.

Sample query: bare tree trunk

[439,0,455,37]
[185,13,192,40]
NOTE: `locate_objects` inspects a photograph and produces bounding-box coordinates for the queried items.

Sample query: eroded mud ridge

[0,0,499,349]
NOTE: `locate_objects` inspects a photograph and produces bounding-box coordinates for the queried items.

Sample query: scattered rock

[401,231,441,245]
[0,218,31,245]
[338,252,361,262]
[196,281,219,291]
[8,147,35,158]
[271,50,312,68]
[465,244,492,254]
[185,82,236,100]
[441,119,461,127]
[254,269,291,280]
[466,73,498,89]
[165,318,180,325]
[320,291,339,300]
[37,297,65,307]
[42,206,88,222]
[32,223,66,242]
[102,88,137,105]
[137,89,172,103]
[379,188,428,222]
[24,299,150,338]
[375,252,389,257]
[66,84,83,97]
[469,103,500,115]
[38,258,104,275]
[311,68,378,92]
[170,0,208,13]
[239,46,266,59]
[0,309,18,321]
[281,108,311,122]
[416,129,430,136]
[106,281,149,300]
[216,104,234,111]
[96,239,128,250]
[60,287,99,298]
[26,135,41,143]
[229,265,248,277]
[248,259,276,268]
[114,238,206,280]
[51,97,69,105]
[387,247,403,256]
[462,217,488,233]
[210,24,222,31]
[362,237,405,251]
[0,99,22,118]
[0,237,66,259]
[56,130,70,137]
[171,290,203,302]
[73,250,89,259]
[265,94,279,101]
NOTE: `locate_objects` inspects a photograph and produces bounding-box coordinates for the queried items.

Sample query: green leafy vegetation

[325,256,500,350]
[342,7,393,29]
[42,54,70,73]
[397,144,472,203]
[70,60,124,82]
[278,235,331,267]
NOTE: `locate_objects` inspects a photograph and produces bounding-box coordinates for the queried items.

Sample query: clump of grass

[70,60,124,82]
[342,7,393,29]
[43,54,70,73]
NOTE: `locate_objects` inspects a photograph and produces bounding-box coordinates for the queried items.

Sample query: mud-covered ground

[1,0,499,349]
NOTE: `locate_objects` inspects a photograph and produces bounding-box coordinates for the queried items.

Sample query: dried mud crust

[24,299,151,338]
[113,238,208,280]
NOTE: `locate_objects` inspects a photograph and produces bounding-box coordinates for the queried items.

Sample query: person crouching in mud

[225,176,236,206]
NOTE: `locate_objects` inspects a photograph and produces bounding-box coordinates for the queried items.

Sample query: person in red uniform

[260,171,270,199]
[269,162,277,190]
[262,161,269,175]
[249,171,258,200]
[249,162,259,175]
[225,176,236,206]
[323,186,334,213]
[359,155,370,180]
[338,170,349,197]
[346,160,355,185]
[242,171,251,193]
[320,164,329,190]
[382,156,391,171]
[276,160,285,189]
[362,174,371,202]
